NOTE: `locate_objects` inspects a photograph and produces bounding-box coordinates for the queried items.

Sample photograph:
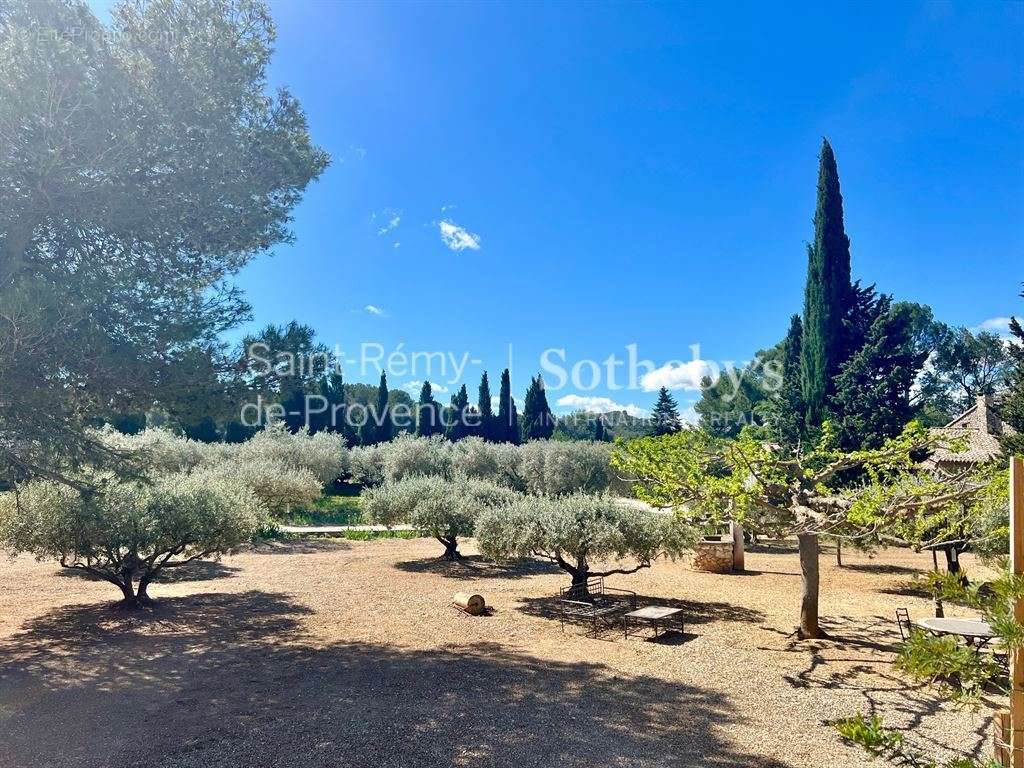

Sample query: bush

[518,440,616,496]
[476,493,693,588]
[0,473,264,607]
[380,434,453,482]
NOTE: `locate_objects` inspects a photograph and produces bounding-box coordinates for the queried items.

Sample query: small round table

[914,617,995,647]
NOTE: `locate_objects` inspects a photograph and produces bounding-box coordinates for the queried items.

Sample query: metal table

[915,617,995,647]
[624,606,685,639]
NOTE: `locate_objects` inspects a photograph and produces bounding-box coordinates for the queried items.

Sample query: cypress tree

[774,315,805,450]
[497,368,520,444]
[374,371,393,443]
[476,371,494,441]
[446,384,471,441]
[800,138,853,432]
[522,375,555,440]
[651,387,682,436]
[594,415,606,442]
[416,381,442,437]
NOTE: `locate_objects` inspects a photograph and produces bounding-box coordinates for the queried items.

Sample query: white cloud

[980,317,1012,334]
[680,405,699,425]
[438,219,481,251]
[555,394,648,418]
[393,241,401,248]
[364,304,386,317]
[404,380,448,395]
[376,212,401,236]
[640,359,715,392]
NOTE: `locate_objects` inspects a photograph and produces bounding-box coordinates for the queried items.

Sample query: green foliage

[0,472,265,605]
[522,376,556,441]
[831,298,931,450]
[475,372,494,440]
[651,388,683,436]
[281,495,363,526]
[476,493,694,585]
[1002,287,1024,457]
[695,343,784,440]
[415,381,444,438]
[496,369,521,444]
[362,475,520,558]
[834,714,999,768]
[374,372,393,444]
[772,315,804,448]
[0,0,328,486]
[801,138,853,431]
[446,385,473,441]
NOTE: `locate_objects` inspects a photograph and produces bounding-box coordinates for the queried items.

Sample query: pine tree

[416,381,442,437]
[496,368,520,444]
[476,372,494,441]
[651,387,682,436]
[831,299,926,450]
[800,138,853,432]
[1001,288,1024,457]
[594,415,607,442]
[522,375,555,440]
[446,384,471,441]
[374,371,393,443]
[774,315,805,450]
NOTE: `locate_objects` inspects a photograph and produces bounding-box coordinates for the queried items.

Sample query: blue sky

[95,1,1023,418]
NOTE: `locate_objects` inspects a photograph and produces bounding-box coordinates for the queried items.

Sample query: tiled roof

[927,395,1015,466]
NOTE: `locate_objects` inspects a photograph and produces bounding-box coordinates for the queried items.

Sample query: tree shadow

[56,560,242,584]
[392,554,561,580]
[0,591,796,768]
[517,592,766,631]
[841,563,924,576]
[250,538,352,555]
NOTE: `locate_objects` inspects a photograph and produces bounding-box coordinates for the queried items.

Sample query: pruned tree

[363,475,520,560]
[0,473,266,607]
[476,493,693,589]
[612,423,998,638]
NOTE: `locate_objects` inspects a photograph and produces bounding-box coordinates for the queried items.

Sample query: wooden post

[1011,457,1024,768]
[730,521,745,572]
[997,710,1012,767]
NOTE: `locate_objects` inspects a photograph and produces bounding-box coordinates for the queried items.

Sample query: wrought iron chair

[895,607,913,641]
[557,576,637,638]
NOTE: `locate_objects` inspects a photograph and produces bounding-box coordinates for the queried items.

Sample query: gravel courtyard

[0,538,998,768]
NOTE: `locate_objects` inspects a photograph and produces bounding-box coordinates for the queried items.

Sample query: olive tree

[363,475,520,559]
[518,440,616,496]
[0,473,265,607]
[476,493,694,589]
[612,423,999,638]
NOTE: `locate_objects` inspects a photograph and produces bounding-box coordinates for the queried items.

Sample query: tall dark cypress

[593,415,607,442]
[476,372,494,441]
[374,371,393,443]
[800,138,853,431]
[446,384,471,441]
[775,315,805,450]
[497,368,520,444]
[1002,290,1024,457]
[522,375,555,440]
[416,381,442,437]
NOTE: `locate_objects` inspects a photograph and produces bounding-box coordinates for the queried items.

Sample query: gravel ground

[0,538,1001,768]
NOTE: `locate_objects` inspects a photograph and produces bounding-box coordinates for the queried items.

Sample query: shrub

[380,433,453,482]
[518,440,616,496]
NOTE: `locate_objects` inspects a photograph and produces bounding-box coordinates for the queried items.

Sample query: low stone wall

[692,540,734,574]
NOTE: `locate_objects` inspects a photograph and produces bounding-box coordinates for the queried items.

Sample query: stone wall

[692,540,734,574]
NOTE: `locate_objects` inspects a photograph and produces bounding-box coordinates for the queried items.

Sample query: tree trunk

[797,533,823,639]
[438,537,461,561]
[835,539,842,567]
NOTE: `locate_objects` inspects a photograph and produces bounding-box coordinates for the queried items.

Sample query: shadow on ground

[0,591,794,768]
[840,563,924,576]
[57,560,242,584]
[517,592,766,631]
[249,538,352,555]
[392,553,561,580]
